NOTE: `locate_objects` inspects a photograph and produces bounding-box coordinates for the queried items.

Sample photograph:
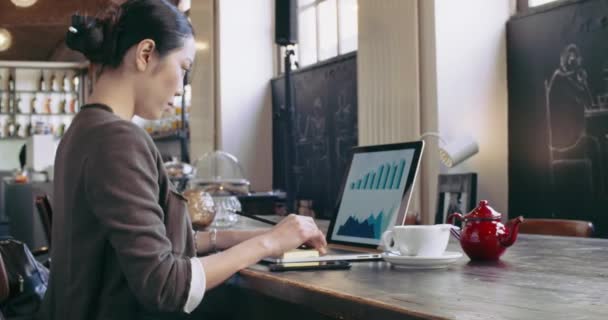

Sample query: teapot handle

[447,213,463,240]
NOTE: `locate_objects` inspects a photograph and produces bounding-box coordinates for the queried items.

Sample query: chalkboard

[271,53,357,219]
[508,0,608,237]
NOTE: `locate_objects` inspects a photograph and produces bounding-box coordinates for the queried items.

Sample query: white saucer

[382,251,463,269]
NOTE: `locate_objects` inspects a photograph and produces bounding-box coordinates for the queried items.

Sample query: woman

[38,1,327,319]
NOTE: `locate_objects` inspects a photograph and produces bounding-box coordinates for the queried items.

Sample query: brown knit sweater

[38,104,196,320]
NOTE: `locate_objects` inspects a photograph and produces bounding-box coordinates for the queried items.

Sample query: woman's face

[134,36,196,120]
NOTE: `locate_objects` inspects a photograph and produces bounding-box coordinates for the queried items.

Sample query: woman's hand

[262,214,327,257]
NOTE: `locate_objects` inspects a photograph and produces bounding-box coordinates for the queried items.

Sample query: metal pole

[284,47,296,212]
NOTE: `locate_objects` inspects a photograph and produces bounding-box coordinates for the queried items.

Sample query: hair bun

[65,14,106,62]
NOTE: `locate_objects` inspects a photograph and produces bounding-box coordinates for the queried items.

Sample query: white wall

[435,0,514,214]
[358,0,441,224]
[217,0,274,191]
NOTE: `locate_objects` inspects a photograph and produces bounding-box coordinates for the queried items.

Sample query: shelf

[15,113,77,116]
[0,135,64,141]
[0,137,27,140]
[0,90,79,94]
[0,61,88,69]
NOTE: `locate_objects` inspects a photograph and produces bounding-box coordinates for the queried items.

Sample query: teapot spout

[499,216,524,248]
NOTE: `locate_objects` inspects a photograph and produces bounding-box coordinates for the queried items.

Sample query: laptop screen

[327,141,424,248]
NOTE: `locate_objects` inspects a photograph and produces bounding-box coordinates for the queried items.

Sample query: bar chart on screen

[332,149,415,245]
[349,159,406,191]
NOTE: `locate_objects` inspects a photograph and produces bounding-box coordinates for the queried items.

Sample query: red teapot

[448,200,524,261]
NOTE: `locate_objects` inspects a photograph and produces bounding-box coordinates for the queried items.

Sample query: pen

[235,211,278,226]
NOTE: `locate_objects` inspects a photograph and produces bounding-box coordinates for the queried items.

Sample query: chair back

[34,195,53,248]
[0,254,8,303]
[519,218,594,237]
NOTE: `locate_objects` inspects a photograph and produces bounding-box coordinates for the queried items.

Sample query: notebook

[264,140,425,263]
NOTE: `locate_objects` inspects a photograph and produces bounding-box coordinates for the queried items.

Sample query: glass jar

[182,188,215,230]
[190,151,250,196]
[210,195,242,228]
[189,151,250,227]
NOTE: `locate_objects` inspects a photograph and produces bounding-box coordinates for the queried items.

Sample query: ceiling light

[178,0,191,12]
[11,0,38,8]
[195,41,209,51]
[0,29,12,52]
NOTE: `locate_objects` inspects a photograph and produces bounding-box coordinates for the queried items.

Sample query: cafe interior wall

[435,0,516,216]
[357,0,515,223]
[212,0,275,192]
[0,0,517,215]
[187,0,516,218]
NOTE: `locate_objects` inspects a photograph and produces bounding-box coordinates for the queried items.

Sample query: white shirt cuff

[183,258,206,314]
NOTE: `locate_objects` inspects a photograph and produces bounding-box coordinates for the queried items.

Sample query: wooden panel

[0,0,182,61]
[0,0,101,27]
[0,0,101,61]
[0,26,66,61]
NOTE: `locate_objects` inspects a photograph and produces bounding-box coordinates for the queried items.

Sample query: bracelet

[209,228,218,253]
[193,230,199,254]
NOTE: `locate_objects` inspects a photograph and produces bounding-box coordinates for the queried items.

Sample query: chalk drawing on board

[297,97,329,159]
[544,43,606,197]
[335,89,357,168]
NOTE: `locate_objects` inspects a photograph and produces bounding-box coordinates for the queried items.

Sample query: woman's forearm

[198,234,273,290]
[197,214,328,291]
[196,229,269,254]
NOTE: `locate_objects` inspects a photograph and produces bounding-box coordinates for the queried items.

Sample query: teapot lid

[464,200,501,220]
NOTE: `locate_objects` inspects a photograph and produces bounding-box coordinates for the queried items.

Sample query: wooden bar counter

[194,217,608,320]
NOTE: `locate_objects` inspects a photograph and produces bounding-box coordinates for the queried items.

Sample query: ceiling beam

[0,0,104,27]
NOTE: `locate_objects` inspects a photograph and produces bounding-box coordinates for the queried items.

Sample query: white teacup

[382,224,453,257]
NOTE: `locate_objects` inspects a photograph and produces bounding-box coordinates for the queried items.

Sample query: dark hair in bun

[66,0,193,68]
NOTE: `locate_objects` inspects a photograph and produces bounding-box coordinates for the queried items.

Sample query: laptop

[265,140,425,263]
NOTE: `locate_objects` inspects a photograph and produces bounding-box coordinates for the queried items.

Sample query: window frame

[279,0,356,73]
[517,0,570,12]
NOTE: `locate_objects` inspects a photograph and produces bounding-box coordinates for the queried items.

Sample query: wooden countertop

[222,216,608,320]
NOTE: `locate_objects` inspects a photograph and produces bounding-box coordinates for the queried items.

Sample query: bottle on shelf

[0,92,7,113]
[0,119,5,138]
[63,74,71,92]
[30,96,37,114]
[6,118,17,137]
[26,122,33,137]
[15,94,21,114]
[50,73,58,92]
[7,90,14,114]
[72,75,79,92]
[8,72,14,91]
[59,94,67,114]
[17,120,28,138]
[43,96,51,114]
[68,95,77,114]
[39,71,47,91]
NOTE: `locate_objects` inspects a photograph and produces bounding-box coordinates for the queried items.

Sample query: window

[518,0,562,11]
[528,0,560,7]
[281,0,357,71]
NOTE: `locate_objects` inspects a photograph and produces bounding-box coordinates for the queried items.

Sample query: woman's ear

[135,39,157,72]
